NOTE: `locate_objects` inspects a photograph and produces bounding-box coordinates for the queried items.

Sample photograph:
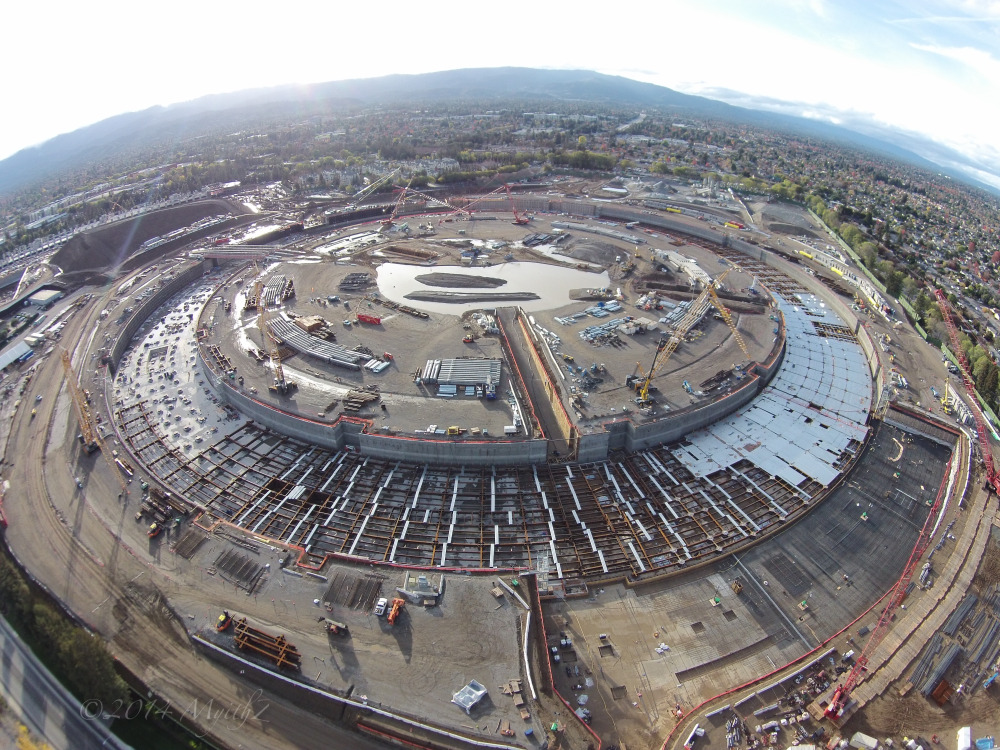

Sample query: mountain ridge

[1,67,995,196]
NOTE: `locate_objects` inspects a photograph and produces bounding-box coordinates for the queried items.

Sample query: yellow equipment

[387,598,405,625]
[60,349,127,497]
[255,282,294,394]
[632,269,734,405]
[706,282,752,361]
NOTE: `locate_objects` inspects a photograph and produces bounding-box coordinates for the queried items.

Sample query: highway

[0,614,130,750]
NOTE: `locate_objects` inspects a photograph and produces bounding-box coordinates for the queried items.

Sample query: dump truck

[324,618,349,636]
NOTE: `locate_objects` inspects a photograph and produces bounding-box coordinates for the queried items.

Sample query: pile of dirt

[404,290,538,303]
[51,199,250,273]
[563,239,620,266]
[415,272,507,289]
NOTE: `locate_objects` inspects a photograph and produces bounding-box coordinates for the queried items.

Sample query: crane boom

[351,168,400,206]
[62,349,100,451]
[825,465,950,720]
[935,289,1000,493]
[504,183,530,225]
[633,269,731,404]
[707,284,751,361]
[60,349,128,496]
[255,282,293,394]
[381,176,415,230]
[438,184,508,223]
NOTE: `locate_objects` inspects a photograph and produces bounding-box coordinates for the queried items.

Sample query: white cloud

[910,42,1000,82]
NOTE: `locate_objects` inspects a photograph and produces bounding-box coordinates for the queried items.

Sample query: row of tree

[0,549,128,708]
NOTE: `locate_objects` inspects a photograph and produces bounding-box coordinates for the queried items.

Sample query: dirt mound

[51,199,249,274]
[563,239,620,266]
[415,272,506,289]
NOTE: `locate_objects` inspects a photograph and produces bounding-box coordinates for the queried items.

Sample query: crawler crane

[254,282,295,395]
[630,269,735,406]
[823,290,993,722]
[60,348,128,498]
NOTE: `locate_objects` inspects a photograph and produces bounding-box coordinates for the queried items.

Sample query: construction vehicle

[629,269,734,406]
[255,282,295,395]
[446,426,462,436]
[324,618,349,636]
[387,598,405,625]
[463,335,474,344]
[504,183,530,225]
[217,611,233,631]
[147,522,162,538]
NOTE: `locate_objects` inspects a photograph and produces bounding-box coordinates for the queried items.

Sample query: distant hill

[0,67,992,195]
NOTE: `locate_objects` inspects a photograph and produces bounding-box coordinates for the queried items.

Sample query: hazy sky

[4,0,999,183]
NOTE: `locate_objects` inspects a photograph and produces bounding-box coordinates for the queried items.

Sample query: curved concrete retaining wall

[175,201,884,467]
[624,340,785,452]
[108,261,209,372]
[203,346,548,465]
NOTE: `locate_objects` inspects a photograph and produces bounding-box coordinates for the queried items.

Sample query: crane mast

[825,469,950,721]
[60,349,128,496]
[632,269,733,405]
[935,289,1000,493]
[255,281,293,394]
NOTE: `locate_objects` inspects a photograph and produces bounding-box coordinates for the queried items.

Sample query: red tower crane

[504,183,530,225]
[824,470,949,721]
[825,290,998,721]
[935,288,1000,494]
[381,176,414,230]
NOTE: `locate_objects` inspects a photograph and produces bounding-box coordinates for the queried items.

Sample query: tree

[577,136,587,150]
[64,630,129,706]
[885,269,905,297]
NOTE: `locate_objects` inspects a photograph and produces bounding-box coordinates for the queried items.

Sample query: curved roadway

[4,296,388,750]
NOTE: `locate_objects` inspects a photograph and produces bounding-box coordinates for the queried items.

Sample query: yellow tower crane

[706,281,752,362]
[632,269,734,405]
[60,348,128,497]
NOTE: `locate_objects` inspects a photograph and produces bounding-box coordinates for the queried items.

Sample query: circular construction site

[106,199,883,584]
[187,214,783,466]
[12,190,972,750]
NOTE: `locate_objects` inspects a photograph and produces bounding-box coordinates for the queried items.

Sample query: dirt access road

[2,294,386,750]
